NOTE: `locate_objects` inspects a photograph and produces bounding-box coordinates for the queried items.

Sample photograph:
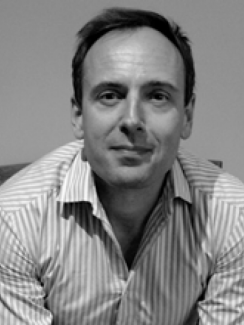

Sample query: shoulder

[177,147,244,257]
[177,147,244,203]
[0,140,84,212]
[177,146,244,258]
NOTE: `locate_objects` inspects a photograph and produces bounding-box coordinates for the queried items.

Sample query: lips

[111,145,152,154]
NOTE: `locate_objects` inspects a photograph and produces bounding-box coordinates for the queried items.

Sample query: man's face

[73,27,194,189]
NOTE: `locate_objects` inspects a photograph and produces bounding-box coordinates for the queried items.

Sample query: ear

[181,94,195,140]
[71,98,84,139]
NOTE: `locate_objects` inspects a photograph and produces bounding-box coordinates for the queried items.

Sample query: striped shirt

[0,140,244,325]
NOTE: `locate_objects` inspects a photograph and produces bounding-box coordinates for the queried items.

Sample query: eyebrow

[90,80,180,96]
[142,81,180,93]
[90,82,126,96]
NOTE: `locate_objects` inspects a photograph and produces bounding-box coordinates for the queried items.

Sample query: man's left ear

[181,94,195,140]
[71,97,84,139]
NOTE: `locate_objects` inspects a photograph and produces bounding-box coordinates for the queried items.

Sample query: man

[0,7,244,325]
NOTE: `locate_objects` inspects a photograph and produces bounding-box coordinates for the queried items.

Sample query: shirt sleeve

[0,210,53,325]
[198,212,244,325]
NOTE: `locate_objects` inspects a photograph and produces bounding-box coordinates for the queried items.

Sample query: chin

[107,172,152,189]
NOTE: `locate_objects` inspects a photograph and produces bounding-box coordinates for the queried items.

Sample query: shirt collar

[57,150,100,209]
[170,157,192,204]
[57,149,192,207]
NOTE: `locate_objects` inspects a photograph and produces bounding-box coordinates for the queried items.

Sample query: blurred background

[0,0,244,180]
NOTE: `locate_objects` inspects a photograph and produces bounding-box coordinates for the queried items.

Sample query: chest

[38,206,212,325]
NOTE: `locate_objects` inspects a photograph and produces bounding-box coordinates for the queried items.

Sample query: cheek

[151,114,183,145]
[82,111,103,142]
[82,106,118,140]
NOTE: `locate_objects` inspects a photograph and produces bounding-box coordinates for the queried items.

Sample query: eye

[149,91,170,105]
[98,90,122,106]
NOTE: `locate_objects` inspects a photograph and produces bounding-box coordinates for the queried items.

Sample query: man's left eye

[149,91,169,103]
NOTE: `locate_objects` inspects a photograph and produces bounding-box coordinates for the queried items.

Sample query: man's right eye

[98,91,122,106]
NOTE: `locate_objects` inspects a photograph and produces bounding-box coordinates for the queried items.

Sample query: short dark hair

[72,7,195,108]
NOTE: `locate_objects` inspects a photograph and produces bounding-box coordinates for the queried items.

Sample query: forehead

[83,27,185,89]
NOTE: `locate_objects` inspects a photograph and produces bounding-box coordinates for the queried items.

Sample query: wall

[1,0,244,180]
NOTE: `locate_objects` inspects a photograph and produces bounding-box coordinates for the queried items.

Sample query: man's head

[71,7,195,109]
[71,7,195,190]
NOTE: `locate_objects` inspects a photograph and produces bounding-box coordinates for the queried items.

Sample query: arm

[198,213,244,324]
[0,211,53,324]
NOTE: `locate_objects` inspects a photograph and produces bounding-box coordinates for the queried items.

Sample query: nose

[119,95,145,137]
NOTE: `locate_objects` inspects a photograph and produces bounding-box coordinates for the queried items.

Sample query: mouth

[112,145,152,152]
[111,145,153,155]
[109,144,153,166]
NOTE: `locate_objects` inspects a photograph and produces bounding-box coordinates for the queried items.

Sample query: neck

[95,174,164,225]
[94,173,165,267]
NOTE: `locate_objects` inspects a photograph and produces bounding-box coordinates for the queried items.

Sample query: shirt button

[141,300,147,308]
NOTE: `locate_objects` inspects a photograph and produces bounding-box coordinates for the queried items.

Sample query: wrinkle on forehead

[83,27,185,90]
